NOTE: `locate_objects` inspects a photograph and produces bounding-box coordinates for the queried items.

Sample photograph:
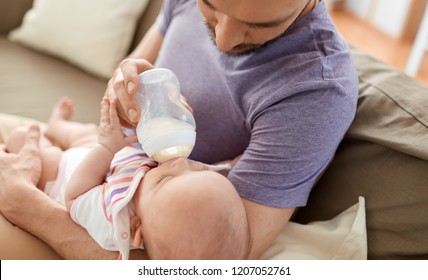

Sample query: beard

[203,20,262,56]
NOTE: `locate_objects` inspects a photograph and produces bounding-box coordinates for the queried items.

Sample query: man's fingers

[109,100,121,128]
[121,58,154,95]
[17,125,41,171]
[119,59,154,123]
[112,68,140,124]
[14,125,42,185]
[180,94,193,113]
[108,59,154,125]
[120,59,140,96]
[20,125,40,152]
[100,97,111,126]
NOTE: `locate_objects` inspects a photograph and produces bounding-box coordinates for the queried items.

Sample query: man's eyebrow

[201,0,216,10]
[242,15,295,28]
[201,0,294,28]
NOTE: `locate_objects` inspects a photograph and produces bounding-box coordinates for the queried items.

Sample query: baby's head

[132,157,249,259]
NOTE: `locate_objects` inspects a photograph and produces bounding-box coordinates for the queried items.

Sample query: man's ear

[130,215,143,247]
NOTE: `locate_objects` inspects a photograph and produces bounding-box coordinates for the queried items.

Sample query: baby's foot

[47,96,74,125]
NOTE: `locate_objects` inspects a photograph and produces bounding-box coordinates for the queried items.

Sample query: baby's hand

[98,97,138,154]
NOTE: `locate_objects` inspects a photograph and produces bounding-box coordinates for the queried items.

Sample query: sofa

[0,0,163,124]
[1,0,427,260]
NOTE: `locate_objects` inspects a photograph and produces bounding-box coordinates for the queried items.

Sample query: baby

[5,97,249,260]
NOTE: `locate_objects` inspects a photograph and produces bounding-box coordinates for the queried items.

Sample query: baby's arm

[64,98,137,210]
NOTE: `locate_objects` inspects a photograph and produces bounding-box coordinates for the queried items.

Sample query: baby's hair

[144,204,250,260]
[141,173,250,260]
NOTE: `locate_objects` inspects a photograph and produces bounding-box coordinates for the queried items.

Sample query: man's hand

[104,59,154,128]
[0,125,41,185]
[0,125,42,213]
[215,154,242,176]
[104,59,194,128]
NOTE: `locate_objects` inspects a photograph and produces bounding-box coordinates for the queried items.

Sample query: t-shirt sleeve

[228,82,356,208]
[156,0,189,36]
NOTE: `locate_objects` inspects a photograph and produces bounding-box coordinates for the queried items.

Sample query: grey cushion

[293,49,428,260]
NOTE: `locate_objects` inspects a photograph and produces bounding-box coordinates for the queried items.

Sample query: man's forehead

[203,0,302,24]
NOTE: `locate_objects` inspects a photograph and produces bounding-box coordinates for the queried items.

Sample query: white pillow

[8,0,149,79]
[262,196,367,260]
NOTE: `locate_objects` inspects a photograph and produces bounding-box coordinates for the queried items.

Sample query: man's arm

[0,125,146,259]
[0,126,138,259]
[128,24,164,63]
[218,155,294,259]
[8,184,147,259]
[106,24,164,127]
[242,198,295,259]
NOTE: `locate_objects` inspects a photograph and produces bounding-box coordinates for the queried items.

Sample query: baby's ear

[130,216,143,248]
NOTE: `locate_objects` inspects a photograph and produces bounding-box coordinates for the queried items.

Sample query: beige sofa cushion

[294,49,428,260]
[8,0,150,79]
[131,0,163,50]
[265,197,367,260]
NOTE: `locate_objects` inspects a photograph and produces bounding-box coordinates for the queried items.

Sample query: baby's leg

[45,97,98,150]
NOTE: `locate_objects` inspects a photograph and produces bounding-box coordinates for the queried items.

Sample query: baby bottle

[135,68,196,163]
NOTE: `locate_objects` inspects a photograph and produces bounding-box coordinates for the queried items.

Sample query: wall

[345,0,411,37]
[345,0,371,18]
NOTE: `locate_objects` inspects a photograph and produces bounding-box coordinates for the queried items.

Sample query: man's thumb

[23,124,41,148]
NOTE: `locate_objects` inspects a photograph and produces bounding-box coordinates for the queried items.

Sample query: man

[0,0,358,259]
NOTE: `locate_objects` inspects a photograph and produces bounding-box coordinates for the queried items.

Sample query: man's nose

[215,14,246,52]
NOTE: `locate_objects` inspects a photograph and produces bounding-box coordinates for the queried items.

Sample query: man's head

[132,157,250,259]
[197,0,317,55]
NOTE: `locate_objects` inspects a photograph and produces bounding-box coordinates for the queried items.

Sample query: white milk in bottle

[137,116,195,163]
[135,68,196,163]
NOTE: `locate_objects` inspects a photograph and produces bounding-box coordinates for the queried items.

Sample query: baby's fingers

[109,100,122,129]
[100,97,111,127]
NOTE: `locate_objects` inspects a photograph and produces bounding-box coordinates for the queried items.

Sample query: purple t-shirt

[155,0,358,208]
